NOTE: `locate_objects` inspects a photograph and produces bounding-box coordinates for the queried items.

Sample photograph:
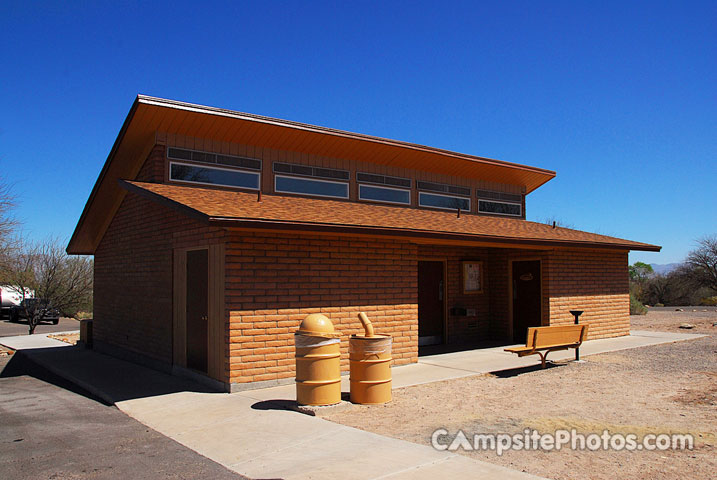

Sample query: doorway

[418,260,445,346]
[511,260,542,343]
[173,244,225,382]
[186,248,208,373]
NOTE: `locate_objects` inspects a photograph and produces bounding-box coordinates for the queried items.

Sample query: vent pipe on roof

[257,190,262,202]
[552,221,556,229]
[457,207,461,219]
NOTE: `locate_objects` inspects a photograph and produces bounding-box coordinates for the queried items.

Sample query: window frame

[167,147,262,171]
[168,161,261,190]
[418,191,472,212]
[358,183,411,205]
[477,199,522,217]
[356,172,412,189]
[274,174,349,199]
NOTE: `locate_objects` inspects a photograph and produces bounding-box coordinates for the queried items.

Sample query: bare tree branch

[686,235,717,292]
[3,238,93,334]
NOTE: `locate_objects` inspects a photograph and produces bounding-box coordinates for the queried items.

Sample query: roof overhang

[68,95,556,254]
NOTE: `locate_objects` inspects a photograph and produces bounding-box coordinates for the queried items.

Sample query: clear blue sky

[1,1,714,264]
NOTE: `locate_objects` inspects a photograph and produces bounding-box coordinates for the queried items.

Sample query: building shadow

[419,339,513,357]
[1,346,219,405]
[1,351,111,405]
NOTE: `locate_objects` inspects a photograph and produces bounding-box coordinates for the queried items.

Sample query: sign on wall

[462,260,483,294]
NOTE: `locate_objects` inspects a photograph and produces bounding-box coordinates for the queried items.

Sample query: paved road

[0,317,80,337]
[0,354,246,479]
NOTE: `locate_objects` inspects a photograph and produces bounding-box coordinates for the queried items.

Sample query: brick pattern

[225,232,418,384]
[136,144,166,182]
[415,246,559,343]
[418,245,499,343]
[93,144,632,388]
[545,249,630,339]
[94,147,224,367]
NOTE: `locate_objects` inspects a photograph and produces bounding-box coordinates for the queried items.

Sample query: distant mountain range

[650,263,682,275]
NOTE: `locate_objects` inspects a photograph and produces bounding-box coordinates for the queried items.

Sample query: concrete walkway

[14,329,704,480]
[400,329,706,387]
[0,331,76,350]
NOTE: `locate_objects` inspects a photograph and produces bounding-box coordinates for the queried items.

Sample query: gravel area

[325,309,717,480]
[47,332,80,345]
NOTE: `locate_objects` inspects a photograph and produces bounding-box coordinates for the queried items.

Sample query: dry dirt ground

[48,332,80,345]
[325,309,717,480]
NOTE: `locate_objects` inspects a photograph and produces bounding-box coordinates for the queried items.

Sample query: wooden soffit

[67,95,556,254]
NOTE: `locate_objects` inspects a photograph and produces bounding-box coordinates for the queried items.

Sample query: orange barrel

[295,314,341,406]
[349,334,392,404]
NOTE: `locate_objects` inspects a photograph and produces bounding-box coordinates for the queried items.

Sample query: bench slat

[503,324,589,367]
[529,325,587,349]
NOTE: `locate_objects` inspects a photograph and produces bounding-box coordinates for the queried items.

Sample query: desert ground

[325,308,716,480]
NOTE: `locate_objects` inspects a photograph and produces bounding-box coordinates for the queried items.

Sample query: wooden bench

[504,324,589,368]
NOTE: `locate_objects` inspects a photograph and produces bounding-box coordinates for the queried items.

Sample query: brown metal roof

[67,95,558,254]
[117,180,661,252]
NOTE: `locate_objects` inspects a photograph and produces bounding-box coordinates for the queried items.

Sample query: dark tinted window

[168,148,261,170]
[356,172,411,188]
[359,185,410,205]
[417,181,470,197]
[476,189,523,203]
[170,162,259,190]
[275,175,348,198]
[419,192,470,211]
[273,162,349,180]
[478,200,522,216]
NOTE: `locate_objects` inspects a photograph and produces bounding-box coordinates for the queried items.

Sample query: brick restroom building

[68,95,660,391]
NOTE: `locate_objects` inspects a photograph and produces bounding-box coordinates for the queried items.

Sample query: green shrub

[700,296,717,306]
[630,293,648,315]
[655,303,664,307]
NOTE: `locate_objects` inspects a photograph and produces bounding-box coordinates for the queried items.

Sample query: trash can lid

[296,313,341,338]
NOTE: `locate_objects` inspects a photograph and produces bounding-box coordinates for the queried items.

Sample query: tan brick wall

[225,232,418,384]
[545,249,630,339]
[94,145,225,366]
[94,144,631,388]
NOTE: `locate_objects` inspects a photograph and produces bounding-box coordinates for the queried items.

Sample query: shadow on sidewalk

[1,351,111,405]
[1,346,219,405]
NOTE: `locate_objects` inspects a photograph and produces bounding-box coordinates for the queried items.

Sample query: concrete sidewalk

[17,346,542,479]
[240,329,706,399]
[0,331,76,350]
[16,329,704,480]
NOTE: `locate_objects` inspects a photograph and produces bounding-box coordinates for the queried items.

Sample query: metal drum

[295,314,341,406]
[349,334,392,404]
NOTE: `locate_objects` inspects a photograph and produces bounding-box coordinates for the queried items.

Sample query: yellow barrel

[349,334,392,404]
[295,314,341,406]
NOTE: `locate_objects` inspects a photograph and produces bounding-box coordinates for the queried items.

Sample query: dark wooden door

[418,261,444,345]
[512,260,542,343]
[186,249,208,373]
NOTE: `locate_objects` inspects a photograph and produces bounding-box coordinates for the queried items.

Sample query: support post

[569,310,584,361]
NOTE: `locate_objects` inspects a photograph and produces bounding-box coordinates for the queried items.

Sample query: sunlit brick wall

[546,249,630,339]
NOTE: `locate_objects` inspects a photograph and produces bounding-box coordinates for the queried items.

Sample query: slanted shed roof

[118,180,661,252]
[67,95,557,254]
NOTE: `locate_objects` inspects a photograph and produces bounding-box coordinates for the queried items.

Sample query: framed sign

[462,260,483,294]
